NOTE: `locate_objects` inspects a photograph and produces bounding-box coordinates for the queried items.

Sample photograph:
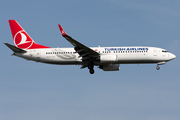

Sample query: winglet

[58,24,67,37]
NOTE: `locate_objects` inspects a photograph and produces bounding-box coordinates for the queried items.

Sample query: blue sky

[1,0,180,120]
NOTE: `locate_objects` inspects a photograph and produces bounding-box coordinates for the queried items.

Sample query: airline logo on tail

[14,30,33,49]
[9,20,50,50]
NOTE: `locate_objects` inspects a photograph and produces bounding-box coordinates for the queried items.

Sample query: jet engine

[99,64,120,71]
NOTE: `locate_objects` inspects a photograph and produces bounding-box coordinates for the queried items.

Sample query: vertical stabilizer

[9,20,50,49]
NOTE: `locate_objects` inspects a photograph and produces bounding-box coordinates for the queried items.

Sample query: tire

[89,69,94,74]
[156,66,160,70]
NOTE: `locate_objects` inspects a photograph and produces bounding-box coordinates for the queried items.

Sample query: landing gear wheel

[156,66,160,70]
[89,69,94,74]
[88,61,95,74]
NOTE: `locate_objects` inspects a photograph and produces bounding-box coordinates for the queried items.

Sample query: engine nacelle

[99,64,120,71]
[100,55,117,63]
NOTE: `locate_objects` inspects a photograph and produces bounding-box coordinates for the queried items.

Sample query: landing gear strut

[88,62,94,74]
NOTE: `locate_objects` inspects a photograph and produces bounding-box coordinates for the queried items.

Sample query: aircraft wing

[58,25,99,60]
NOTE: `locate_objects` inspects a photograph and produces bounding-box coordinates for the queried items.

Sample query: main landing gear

[88,62,94,74]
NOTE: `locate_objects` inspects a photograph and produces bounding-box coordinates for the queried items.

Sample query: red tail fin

[9,20,50,49]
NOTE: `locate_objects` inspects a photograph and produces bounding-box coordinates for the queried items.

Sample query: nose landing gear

[156,65,160,70]
[156,62,166,70]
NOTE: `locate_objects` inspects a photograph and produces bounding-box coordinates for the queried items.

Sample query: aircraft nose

[169,53,176,60]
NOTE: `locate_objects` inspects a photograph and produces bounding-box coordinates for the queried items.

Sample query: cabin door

[153,49,157,56]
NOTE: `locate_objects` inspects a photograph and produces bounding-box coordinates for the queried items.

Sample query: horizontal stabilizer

[4,43,27,53]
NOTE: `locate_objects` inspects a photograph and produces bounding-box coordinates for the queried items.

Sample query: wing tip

[58,24,67,37]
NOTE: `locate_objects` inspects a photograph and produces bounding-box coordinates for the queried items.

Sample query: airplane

[5,20,176,74]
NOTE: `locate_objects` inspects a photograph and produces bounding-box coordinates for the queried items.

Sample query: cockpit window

[162,50,168,53]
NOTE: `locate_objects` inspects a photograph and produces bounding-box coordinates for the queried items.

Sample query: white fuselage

[6,20,176,74]
[14,46,176,66]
